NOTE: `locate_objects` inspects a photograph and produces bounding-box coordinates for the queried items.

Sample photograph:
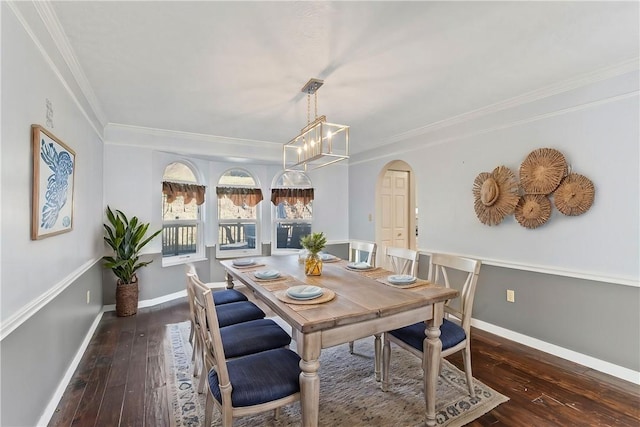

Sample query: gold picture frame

[31,125,76,240]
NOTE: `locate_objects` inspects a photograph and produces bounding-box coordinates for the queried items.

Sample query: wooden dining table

[221,255,458,427]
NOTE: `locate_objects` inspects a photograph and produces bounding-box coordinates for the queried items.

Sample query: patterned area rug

[165,321,508,427]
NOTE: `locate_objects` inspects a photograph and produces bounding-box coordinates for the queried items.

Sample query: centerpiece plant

[300,231,327,276]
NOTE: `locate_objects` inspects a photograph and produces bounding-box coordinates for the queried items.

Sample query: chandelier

[283,78,349,171]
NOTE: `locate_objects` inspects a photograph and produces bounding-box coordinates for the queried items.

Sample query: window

[271,171,313,253]
[216,168,262,258]
[161,162,205,265]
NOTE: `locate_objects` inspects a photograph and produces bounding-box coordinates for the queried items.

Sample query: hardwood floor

[49,297,639,427]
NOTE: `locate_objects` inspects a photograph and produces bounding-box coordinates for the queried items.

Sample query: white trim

[37,311,104,427]
[351,90,639,166]
[0,258,102,340]
[417,249,639,288]
[6,1,105,139]
[471,319,640,385]
[102,289,187,313]
[368,58,639,151]
[33,1,108,125]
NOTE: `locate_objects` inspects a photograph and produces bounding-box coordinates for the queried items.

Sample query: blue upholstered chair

[200,289,301,426]
[381,253,481,397]
[190,274,292,393]
[186,270,264,379]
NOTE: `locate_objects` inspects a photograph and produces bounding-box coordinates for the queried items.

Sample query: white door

[380,170,410,250]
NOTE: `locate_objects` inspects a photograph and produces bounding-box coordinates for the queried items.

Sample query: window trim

[270,171,314,255]
[215,168,262,259]
[161,161,206,267]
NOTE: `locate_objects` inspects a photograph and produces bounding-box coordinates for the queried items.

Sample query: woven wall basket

[519,148,567,195]
[116,278,139,317]
[554,173,595,216]
[515,194,551,229]
[473,166,520,226]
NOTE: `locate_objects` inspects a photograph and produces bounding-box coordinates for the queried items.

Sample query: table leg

[423,302,444,427]
[299,332,321,427]
[374,333,382,381]
[224,271,234,289]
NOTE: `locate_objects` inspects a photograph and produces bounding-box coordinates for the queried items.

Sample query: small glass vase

[304,252,323,276]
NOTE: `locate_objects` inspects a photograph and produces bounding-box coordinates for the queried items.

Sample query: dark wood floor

[49,297,639,427]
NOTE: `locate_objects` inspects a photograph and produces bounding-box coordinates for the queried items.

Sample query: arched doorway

[375,160,417,265]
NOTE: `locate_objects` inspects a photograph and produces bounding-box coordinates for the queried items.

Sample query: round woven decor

[554,173,595,216]
[519,148,567,195]
[473,166,520,226]
[515,194,551,229]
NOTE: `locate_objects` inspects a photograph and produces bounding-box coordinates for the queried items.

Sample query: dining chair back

[381,253,481,396]
[201,288,301,427]
[347,241,378,354]
[349,241,377,266]
[385,246,419,276]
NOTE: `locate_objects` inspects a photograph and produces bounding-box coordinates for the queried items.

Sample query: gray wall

[1,4,105,425]
[1,265,104,427]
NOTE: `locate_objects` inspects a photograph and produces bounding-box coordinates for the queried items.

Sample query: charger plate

[376,277,432,289]
[275,288,336,305]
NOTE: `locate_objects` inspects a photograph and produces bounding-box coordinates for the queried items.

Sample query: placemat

[274,288,336,305]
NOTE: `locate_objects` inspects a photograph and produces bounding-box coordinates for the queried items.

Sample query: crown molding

[369,58,640,151]
[32,1,108,127]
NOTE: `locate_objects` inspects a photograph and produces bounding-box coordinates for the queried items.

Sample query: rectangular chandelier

[283,78,349,172]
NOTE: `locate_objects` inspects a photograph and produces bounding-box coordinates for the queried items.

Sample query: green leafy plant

[102,206,162,284]
[300,231,327,255]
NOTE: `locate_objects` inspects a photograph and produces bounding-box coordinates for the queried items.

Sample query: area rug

[165,321,508,427]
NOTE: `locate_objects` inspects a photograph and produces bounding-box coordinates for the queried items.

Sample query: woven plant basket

[116,278,139,317]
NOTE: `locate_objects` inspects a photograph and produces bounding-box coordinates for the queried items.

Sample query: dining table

[220,254,459,427]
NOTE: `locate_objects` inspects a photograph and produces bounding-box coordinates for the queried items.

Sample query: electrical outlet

[368,213,373,222]
[86,290,91,304]
[506,289,515,303]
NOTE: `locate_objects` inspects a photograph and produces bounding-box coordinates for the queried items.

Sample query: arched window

[216,168,262,258]
[271,170,313,253]
[161,162,205,264]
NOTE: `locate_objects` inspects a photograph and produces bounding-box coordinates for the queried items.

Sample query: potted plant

[300,231,327,276]
[102,206,161,317]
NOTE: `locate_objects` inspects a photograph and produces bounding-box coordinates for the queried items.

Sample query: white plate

[254,270,280,280]
[232,258,255,267]
[347,262,373,270]
[388,274,417,285]
[320,253,338,262]
[287,285,323,299]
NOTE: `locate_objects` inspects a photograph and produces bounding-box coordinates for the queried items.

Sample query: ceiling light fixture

[283,78,349,171]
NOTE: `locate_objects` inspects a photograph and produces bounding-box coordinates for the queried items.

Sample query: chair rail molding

[417,249,638,288]
[0,257,101,340]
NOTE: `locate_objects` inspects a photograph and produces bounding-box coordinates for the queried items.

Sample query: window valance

[216,187,264,207]
[162,181,206,205]
[271,188,314,206]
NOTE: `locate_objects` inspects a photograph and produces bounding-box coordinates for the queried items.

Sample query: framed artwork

[31,124,76,240]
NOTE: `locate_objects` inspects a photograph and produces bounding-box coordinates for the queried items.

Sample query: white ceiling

[49,1,639,159]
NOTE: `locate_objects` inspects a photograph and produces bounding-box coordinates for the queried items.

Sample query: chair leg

[198,358,208,394]
[349,340,354,354]
[462,345,475,397]
[204,392,213,427]
[192,337,200,377]
[274,407,281,420]
[374,334,382,381]
[381,338,391,392]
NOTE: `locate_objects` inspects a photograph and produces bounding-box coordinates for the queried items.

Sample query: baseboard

[103,289,188,312]
[472,318,640,385]
[37,310,104,426]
